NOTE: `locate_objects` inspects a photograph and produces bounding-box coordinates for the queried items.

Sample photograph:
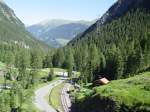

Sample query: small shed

[94,77,110,86]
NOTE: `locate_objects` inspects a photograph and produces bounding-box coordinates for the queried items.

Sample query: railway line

[61,83,72,112]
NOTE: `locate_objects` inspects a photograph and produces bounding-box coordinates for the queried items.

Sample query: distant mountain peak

[35,19,72,27]
[27,19,94,47]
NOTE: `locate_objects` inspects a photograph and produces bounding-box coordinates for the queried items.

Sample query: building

[94,77,110,86]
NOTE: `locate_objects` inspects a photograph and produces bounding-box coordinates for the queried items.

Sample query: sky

[5,0,117,25]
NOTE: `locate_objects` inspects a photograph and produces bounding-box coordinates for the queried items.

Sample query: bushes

[72,95,119,112]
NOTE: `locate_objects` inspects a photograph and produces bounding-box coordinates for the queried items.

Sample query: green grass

[43,67,67,73]
[41,68,67,73]
[32,76,60,111]
[34,77,60,90]
[0,76,4,84]
[95,72,150,107]
[0,65,65,111]
[0,62,5,83]
[49,83,65,112]
[22,77,60,112]
[29,68,66,84]
[0,62,5,69]
[0,67,65,85]
[53,68,67,72]
[22,101,39,112]
[74,72,150,111]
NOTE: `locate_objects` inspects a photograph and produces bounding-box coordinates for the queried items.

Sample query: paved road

[34,80,64,112]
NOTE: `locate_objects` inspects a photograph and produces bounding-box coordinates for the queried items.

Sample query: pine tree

[87,44,100,82]
[17,50,30,89]
[52,49,65,68]
[79,44,89,84]
[64,48,74,77]
[43,51,53,68]
[31,50,43,69]
[115,48,124,79]
[5,51,15,67]
[67,9,150,80]
[105,45,124,79]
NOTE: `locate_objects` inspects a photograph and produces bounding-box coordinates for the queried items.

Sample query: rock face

[78,0,150,38]
[0,1,23,26]
[98,0,150,25]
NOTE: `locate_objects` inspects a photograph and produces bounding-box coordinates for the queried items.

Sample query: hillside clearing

[72,72,150,112]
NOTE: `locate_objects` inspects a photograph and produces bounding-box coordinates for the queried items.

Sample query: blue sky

[5,0,117,25]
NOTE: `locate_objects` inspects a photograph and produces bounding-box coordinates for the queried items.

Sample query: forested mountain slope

[67,0,150,81]
[0,1,49,50]
[70,0,150,40]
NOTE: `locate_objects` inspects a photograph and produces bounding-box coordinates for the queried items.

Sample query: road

[61,83,72,112]
[34,80,64,112]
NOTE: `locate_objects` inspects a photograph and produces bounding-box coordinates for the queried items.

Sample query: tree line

[0,42,53,111]
[0,40,75,111]
[53,9,150,83]
[0,8,150,111]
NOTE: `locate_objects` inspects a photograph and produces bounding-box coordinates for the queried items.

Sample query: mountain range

[27,19,93,47]
[0,1,49,50]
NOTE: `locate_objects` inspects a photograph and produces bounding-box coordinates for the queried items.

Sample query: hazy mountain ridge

[27,19,73,38]
[27,20,93,47]
[41,23,89,47]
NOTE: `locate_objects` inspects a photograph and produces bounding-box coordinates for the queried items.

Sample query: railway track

[61,83,72,112]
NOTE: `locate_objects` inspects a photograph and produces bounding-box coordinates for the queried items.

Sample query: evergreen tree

[43,51,53,68]
[17,50,30,89]
[67,9,150,81]
[64,48,74,77]
[31,50,43,69]
[52,49,65,68]
[87,44,100,82]
[5,51,15,67]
